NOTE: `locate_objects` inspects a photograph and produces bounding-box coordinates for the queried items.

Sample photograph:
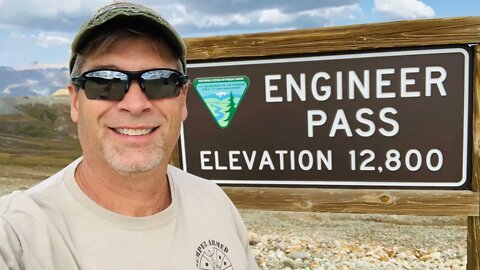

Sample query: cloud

[373,0,435,20]
[35,32,70,47]
[31,88,50,96]
[258,9,291,24]
[0,0,361,34]
[0,30,71,69]
[9,32,26,38]
[17,62,67,70]
[7,31,69,48]
[169,2,362,36]
[2,79,39,94]
[0,0,108,31]
[302,4,362,19]
[0,0,363,67]
[160,0,359,14]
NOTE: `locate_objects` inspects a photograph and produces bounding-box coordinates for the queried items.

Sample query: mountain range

[0,66,70,97]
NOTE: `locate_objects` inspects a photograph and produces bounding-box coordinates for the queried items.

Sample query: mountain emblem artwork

[193,76,250,129]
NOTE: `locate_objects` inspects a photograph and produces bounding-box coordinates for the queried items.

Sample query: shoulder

[0,192,15,214]
[167,165,247,226]
[167,165,223,192]
[0,192,79,269]
[0,191,42,215]
[24,157,81,199]
[0,191,47,227]
[0,191,43,216]
[0,158,81,215]
[0,167,70,214]
[167,165,234,206]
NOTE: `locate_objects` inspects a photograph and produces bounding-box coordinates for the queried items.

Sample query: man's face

[68,37,188,175]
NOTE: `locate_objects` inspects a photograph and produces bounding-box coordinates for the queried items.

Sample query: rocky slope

[242,210,467,270]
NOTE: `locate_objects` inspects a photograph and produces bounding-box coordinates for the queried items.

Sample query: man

[0,2,258,269]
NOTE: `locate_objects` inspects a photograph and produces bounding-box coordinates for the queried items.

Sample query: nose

[116,80,152,114]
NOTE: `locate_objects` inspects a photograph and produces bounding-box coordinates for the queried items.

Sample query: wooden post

[468,45,480,270]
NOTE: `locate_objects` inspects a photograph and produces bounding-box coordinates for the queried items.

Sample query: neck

[75,158,172,217]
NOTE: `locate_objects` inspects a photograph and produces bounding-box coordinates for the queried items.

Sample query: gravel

[240,210,467,270]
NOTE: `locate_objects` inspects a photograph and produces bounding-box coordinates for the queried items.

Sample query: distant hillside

[0,96,77,139]
[0,66,69,97]
[0,96,81,173]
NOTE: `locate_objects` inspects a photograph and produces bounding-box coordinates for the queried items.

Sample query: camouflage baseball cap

[69,2,186,74]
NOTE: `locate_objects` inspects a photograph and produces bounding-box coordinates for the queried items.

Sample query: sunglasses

[71,68,189,101]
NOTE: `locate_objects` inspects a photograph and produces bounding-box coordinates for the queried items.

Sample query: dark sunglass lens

[142,70,182,99]
[84,70,128,100]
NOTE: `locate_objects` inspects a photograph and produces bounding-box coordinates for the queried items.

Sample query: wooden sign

[181,46,472,188]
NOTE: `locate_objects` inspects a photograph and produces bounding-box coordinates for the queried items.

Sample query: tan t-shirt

[0,158,258,270]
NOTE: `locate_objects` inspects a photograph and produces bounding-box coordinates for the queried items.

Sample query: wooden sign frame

[172,17,480,269]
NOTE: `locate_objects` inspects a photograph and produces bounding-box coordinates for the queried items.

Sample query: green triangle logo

[193,76,250,129]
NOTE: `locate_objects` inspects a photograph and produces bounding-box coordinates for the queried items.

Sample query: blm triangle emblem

[193,76,250,129]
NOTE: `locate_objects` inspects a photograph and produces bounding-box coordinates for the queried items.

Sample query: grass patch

[0,98,82,194]
[0,152,78,168]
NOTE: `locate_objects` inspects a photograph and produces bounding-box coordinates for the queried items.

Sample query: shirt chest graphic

[195,239,233,270]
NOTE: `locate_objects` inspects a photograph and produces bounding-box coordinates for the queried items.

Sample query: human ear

[68,84,79,123]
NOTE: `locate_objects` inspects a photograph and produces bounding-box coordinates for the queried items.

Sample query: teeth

[115,128,153,136]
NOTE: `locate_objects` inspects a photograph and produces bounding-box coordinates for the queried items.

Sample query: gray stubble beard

[103,139,166,175]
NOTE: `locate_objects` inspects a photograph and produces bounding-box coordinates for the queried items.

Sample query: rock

[282,258,295,269]
[275,250,285,259]
[240,211,466,270]
[287,251,311,260]
[420,251,443,261]
[249,231,259,245]
[275,240,288,250]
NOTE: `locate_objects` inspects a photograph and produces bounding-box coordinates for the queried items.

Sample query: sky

[0,0,478,70]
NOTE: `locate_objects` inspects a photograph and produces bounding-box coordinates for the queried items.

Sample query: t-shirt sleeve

[223,193,259,270]
[0,194,23,270]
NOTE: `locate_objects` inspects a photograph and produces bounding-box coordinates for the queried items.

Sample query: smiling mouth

[112,127,157,136]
